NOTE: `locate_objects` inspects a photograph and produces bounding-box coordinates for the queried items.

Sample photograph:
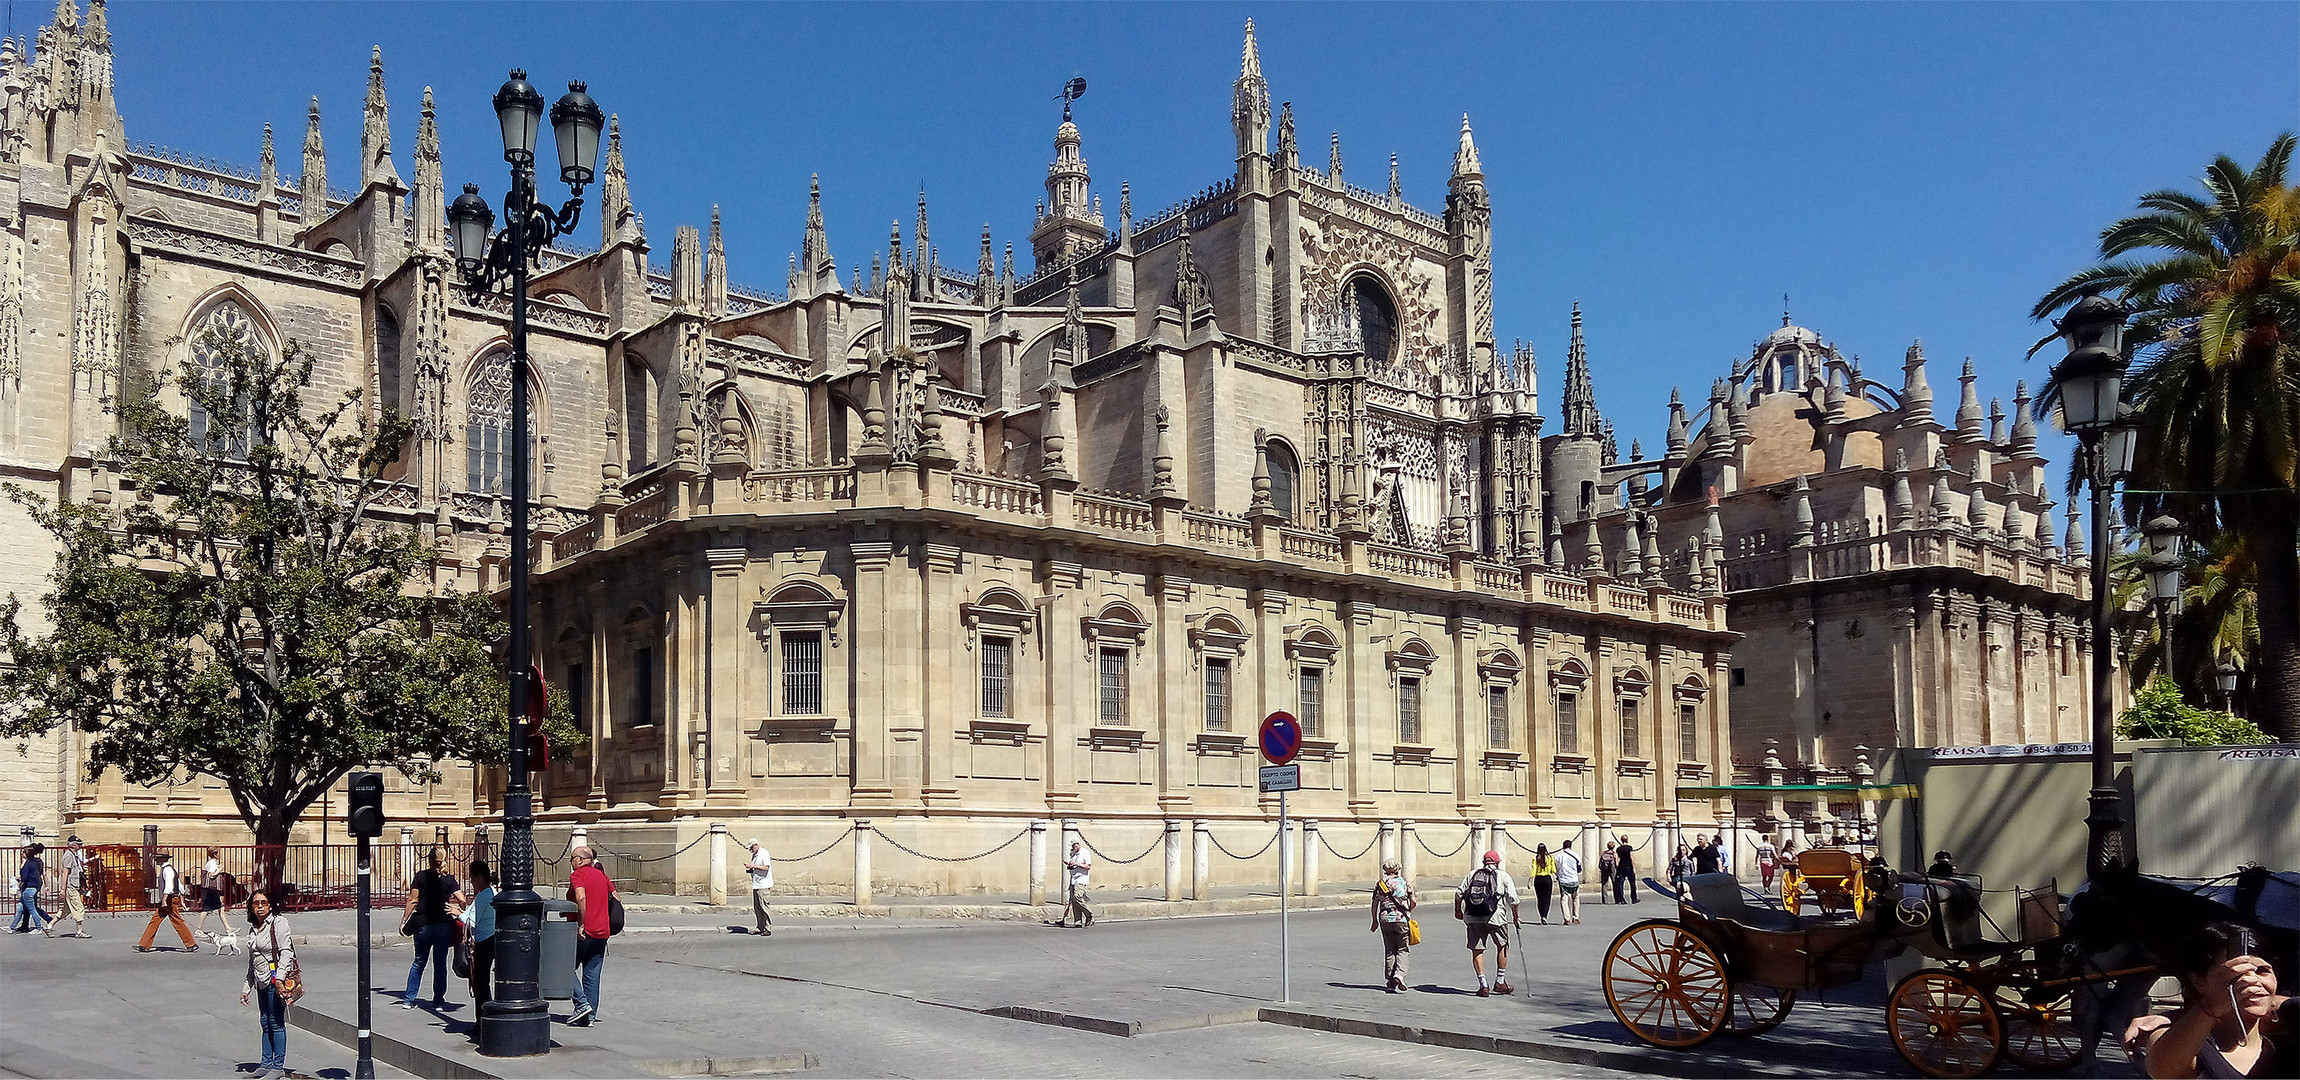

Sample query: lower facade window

[1487,685,1510,748]
[1204,657,1232,730]
[629,647,655,728]
[1099,647,1130,725]
[1299,666,1325,737]
[1556,691,1579,755]
[782,630,824,715]
[1679,702,1699,760]
[1620,697,1641,759]
[980,635,1013,718]
[1398,676,1423,744]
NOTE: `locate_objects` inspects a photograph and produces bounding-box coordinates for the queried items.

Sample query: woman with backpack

[1596,841,1617,904]
[398,847,461,1010]
[1369,860,1416,993]
[1529,844,1556,925]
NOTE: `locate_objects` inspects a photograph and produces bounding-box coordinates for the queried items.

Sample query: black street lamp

[2049,291,2136,880]
[2143,513,2184,685]
[449,68,603,1059]
[2217,653,2244,714]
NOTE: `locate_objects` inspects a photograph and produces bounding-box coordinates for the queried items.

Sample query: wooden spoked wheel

[1603,920,1730,1049]
[1720,982,1795,1037]
[1888,969,2005,1078]
[1992,978,2084,1073]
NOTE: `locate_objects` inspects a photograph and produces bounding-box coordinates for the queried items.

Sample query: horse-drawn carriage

[1603,849,2160,1078]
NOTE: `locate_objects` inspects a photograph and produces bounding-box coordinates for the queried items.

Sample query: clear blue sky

[99,1,2297,457]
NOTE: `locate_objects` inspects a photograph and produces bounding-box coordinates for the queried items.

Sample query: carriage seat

[1686,872,1803,932]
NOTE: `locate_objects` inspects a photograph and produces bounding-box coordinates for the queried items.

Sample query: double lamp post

[445,69,603,1059]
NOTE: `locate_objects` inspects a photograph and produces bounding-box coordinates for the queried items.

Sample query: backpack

[606,891,625,936]
[1463,867,1497,920]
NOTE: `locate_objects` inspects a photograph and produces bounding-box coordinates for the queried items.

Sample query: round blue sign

[1260,711,1302,765]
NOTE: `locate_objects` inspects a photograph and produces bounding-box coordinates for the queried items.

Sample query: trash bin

[539,898,579,1000]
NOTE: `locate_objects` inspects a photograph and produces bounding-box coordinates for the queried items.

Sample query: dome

[1759,322,1823,349]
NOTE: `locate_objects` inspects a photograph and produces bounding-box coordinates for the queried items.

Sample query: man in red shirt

[567,847,612,1027]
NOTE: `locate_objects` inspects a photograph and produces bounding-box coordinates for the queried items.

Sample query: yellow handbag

[1406,917,1422,946]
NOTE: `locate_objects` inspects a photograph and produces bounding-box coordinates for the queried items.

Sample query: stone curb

[1257,1007,1881,1079]
[289,1003,819,1080]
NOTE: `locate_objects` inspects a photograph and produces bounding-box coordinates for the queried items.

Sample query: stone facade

[0,9,1739,891]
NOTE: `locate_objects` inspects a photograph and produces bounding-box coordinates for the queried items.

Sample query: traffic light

[348,772,385,838]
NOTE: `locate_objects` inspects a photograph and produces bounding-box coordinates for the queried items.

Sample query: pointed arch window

[1346,275,1398,367]
[465,353,534,494]
[187,301,264,458]
[1265,439,1299,522]
[374,306,402,418]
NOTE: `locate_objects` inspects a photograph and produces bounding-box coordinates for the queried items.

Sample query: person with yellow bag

[1371,859,1418,993]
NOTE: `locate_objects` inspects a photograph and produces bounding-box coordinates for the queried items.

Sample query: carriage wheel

[1720,982,1795,1037]
[1889,969,2004,1079]
[1993,981,2084,1073]
[1603,920,1729,1049]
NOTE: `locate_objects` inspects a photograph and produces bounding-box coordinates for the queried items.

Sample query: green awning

[1674,782,1920,801]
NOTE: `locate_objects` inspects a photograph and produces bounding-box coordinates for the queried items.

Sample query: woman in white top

[194,848,234,943]
[239,888,297,1080]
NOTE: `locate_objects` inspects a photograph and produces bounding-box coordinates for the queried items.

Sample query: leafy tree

[0,327,579,890]
[2034,134,2300,740]
[2118,675,2268,746]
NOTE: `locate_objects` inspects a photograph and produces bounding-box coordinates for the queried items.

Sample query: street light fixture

[453,68,603,1060]
[2049,290,2135,881]
[2143,513,2184,685]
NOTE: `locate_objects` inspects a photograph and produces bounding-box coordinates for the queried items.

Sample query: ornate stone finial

[1249,435,1273,512]
[1967,482,1992,539]
[921,372,948,457]
[412,88,444,249]
[1900,339,1933,424]
[1328,129,1342,184]
[860,361,889,450]
[361,44,400,187]
[600,418,626,494]
[258,121,278,198]
[1582,516,1605,574]
[299,96,327,225]
[1954,357,1983,441]
[1386,152,1401,207]
[1546,517,1565,566]
[1931,450,1958,526]
[705,205,729,316]
[1233,18,1271,160]
[1888,449,1914,528]
[2064,503,2085,557]
[2010,380,2038,454]
[1276,101,1298,171]
[1452,113,1482,178]
[600,114,635,247]
[1118,180,1133,247]
[1666,387,1689,458]
[1150,405,1176,497]
[1562,302,1599,438]
[673,385,700,463]
[1988,396,2005,444]
[1445,474,1471,551]
[1790,474,1814,547]
[1822,363,1847,422]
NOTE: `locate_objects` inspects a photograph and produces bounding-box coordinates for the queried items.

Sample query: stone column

[852,819,873,907]
[1303,819,1321,897]
[1163,819,1183,901]
[707,823,728,905]
[1490,820,1511,868]
[1192,819,1210,900]
[1401,819,1419,885]
[1027,820,1048,907]
[705,546,749,803]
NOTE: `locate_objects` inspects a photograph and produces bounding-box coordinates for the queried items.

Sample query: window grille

[1204,657,1232,730]
[1620,697,1641,758]
[980,635,1013,718]
[782,630,824,715]
[629,647,655,728]
[1098,647,1129,725]
[1679,702,1700,761]
[1557,691,1579,755]
[189,302,260,457]
[1398,676,1423,744]
[1299,667,1325,738]
[1487,685,1510,748]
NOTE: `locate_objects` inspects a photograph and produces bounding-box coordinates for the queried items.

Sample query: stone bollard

[1163,820,1182,902]
[1401,820,1418,886]
[1303,820,1321,897]
[707,823,729,905]
[1379,820,1397,868]
[1469,820,1488,876]
[570,825,589,858]
[1027,820,1048,907]
[852,820,872,908]
[1192,820,1210,900]
[1491,821,1511,869]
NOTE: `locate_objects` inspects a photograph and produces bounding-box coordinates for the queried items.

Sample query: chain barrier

[1502,830,1546,855]
[1205,829,1280,861]
[591,831,712,864]
[871,826,1031,864]
[1078,829,1166,865]
[1415,829,1471,859]
[535,836,574,867]
[773,830,853,864]
[1317,829,1381,861]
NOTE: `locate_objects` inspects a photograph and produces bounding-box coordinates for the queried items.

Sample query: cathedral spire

[1387,153,1401,208]
[1232,18,1270,162]
[361,45,400,187]
[800,174,835,296]
[1030,92,1099,270]
[976,224,996,302]
[1562,303,1600,437]
[672,224,702,310]
[413,87,444,250]
[600,114,636,247]
[299,96,327,226]
[705,205,728,316]
[1275,101,1298,174]
[912,187,932,301]
[1451,113,1482,178]
[258,122,276,198]
[1328,130,1342,184]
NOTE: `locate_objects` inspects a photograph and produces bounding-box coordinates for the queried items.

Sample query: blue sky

[101,1,2296,456]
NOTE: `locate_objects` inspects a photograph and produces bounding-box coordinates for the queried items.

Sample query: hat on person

[748,837,763,848]
[1483,850,1500,865]
[66,835,81,844]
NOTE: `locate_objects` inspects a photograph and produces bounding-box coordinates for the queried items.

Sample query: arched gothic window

[1266,438,1299,522]
[374,307,402,418]
[464,353,533,494]
[624,358,657,472]
[1346,275,1398,367]
[188,301,263,457]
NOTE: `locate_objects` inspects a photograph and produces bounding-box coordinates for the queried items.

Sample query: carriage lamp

[447,184,493,277]
[2049,293,2127,434]
[492,70,543,165]
[549,82,603,188]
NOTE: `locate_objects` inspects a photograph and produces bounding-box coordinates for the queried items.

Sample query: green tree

[0,327,578,890]
[2118,675,2268,746]
[2034,134,2300,740]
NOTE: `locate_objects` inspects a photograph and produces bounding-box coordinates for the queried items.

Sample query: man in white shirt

[744,839,774,937]
[58,836,89,938]
[1061,840,1094,928]
[1555,839,1585,926]
[137,852,197,952]
[1453,851,1521,995]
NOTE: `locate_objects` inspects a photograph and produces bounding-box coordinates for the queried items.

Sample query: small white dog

[211,930,240,955]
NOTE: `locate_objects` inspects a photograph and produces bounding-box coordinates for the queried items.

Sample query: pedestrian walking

[239,887,299,1080]
[12,842,53,935]
[1555,839,1584,925]
[1453,851,1520,995]
[192,847,233,943]
[1059,840,1094,928]
[58,836,89,938]
[136,851,197,952]
[1597,841,1616,904]
[1692,836,1721,876]
[455,861,496,1018]
[398,846,461,1009]
[1756,835,1779,892]
[567,846,613,1027]
[1370,860,1416,993]
[1529,844,1556,924]
[1713,835,1731,876]
[745,838,774,936]
[1614,838,1640,904]
[1669,843,1692,891]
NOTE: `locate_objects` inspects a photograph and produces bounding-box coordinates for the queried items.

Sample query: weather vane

[1058,77,1088,121]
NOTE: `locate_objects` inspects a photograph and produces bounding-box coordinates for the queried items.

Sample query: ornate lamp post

[446,69,603,1059]
[2049,292,2136,879]
[2143,513,2184,684]
[2218,653,2244,715]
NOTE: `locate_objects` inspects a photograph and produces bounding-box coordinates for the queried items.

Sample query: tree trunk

[253,812,295,904]
[2246,499,2300,742]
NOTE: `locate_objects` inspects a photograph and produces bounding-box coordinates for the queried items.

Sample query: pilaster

[1042,556,1087,810]
[705,546,749,806]
[1342,594,1378,817]
[922,542,963,805]
[1154,571,1193,813]
[849,537,897,808]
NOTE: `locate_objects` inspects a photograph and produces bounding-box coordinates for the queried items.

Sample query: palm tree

[2034,134,2300,740]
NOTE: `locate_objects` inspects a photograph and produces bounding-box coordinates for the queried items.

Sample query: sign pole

[355,833,374,1080]
[1279,787,1290,1003]
[1257,710,1302,1006]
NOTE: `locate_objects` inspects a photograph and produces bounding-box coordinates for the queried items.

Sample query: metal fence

[1,840,494,918]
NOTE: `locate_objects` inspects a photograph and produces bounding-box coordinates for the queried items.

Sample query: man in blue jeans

[567,846,612,1027]
[398,848,460,1009]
